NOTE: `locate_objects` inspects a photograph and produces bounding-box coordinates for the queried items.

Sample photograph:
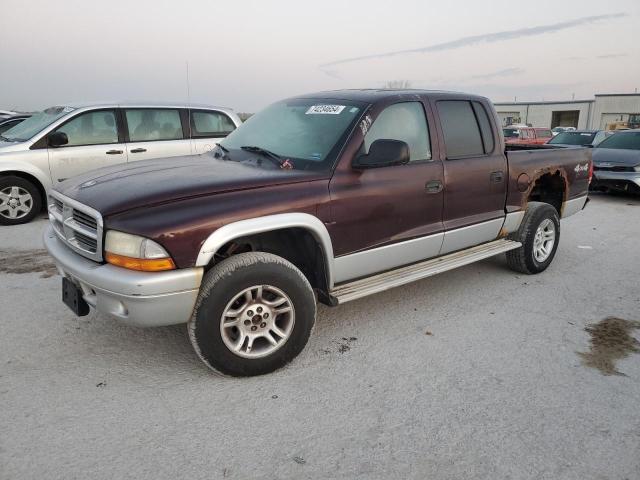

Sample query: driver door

[328,100,444,283]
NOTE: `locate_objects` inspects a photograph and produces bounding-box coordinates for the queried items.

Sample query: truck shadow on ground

[62,255,519,378]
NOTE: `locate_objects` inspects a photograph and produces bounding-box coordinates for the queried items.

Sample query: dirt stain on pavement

[0,250,58,278]
[578,317,640,376]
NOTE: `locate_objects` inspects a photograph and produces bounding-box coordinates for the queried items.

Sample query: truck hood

[54,154,328,216]
[592,148,640,167]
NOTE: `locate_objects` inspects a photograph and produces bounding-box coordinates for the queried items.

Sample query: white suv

[0,102,241,224]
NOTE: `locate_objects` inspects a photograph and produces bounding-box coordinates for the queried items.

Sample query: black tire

[188,252,316,377]
[506,202,560,274]
[0,175,42,225]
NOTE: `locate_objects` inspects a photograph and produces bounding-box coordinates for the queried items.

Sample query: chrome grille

[72,209,98,230]
[48,191,103,262]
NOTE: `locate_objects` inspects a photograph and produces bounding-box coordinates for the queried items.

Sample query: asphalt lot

[1,193,639,480]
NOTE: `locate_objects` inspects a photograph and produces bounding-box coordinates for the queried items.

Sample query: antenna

[185,60,192,140]
[185,60,191,105]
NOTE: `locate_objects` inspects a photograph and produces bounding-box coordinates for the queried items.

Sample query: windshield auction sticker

[306,105,346,115]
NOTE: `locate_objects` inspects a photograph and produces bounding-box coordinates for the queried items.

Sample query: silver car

[0,102,241,224]
[591,129,640,194]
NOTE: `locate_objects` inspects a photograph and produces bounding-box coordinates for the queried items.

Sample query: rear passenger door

[123,108,191,162]
[189,109,237,154]
[434,99,507,254]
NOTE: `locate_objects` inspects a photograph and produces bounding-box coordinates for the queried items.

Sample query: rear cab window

[125,109,184,142]
[437,100,495,158]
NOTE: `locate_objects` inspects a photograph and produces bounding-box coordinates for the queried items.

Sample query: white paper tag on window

[305,105,345,115]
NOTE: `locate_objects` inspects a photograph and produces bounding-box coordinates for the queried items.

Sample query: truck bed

[504,144,591,213]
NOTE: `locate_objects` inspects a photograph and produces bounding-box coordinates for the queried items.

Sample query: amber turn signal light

[105,252,176,272]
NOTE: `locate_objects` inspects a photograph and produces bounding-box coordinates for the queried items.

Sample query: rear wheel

[506,202,560,274]
[188,252,316,376]
[0,176,42,225]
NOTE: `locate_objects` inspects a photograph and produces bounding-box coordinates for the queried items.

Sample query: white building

[494,93,640,130]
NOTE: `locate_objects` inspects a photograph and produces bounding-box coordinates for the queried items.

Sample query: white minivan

[0,103,242,224]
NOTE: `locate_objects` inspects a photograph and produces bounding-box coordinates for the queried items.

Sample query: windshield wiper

[240,145,287,168]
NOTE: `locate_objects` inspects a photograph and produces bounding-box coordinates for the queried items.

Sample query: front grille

[48,191,103,262]
[72,209,98,230]
[594,165,635,172]
[73,231,98,253]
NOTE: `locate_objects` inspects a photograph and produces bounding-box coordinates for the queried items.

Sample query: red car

[504,126,553,145]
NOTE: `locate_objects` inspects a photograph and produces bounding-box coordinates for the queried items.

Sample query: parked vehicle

[45,90,591,376]
[0,109,18,120]
[503,126,552,145]
[551,126,576,136]
[0,103,241,224]
[547,129,613,147]
[590,129,640,194]
[0,115,30,135]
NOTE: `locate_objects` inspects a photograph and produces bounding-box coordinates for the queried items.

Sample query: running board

[330,239,522,304]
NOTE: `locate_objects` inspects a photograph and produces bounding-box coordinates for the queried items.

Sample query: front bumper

[44,225,203,327]
[591,171,640,192]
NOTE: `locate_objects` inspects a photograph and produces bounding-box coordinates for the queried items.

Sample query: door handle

[490,171,504,183]
[106,149,123,155]
[425,180,443,194]
[130,148,147,153]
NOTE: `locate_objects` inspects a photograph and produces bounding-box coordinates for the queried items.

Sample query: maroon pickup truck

[45,89,592,376]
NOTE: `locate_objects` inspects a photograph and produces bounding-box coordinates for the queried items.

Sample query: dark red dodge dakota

[45,89,592,376]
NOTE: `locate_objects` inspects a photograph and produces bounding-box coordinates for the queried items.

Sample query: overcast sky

[1,0,639,113]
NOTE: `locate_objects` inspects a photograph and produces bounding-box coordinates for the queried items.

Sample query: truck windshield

[1,106,75,142]
[548,132,595,145]
[596,131,640,150]
[503,128,520,138]
[220,99,364,170]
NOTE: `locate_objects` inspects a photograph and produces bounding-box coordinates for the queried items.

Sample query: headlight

[635,165,640,172]
[104,230,175,271]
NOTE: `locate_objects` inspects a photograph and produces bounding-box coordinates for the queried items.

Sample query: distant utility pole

[572,93,575,100]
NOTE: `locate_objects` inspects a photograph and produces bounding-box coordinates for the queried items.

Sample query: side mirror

[47,131,68,147]
[353,139,410,169]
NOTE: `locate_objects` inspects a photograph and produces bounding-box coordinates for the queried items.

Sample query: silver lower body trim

[439,218,504,255]
[332,239,522,304]
[561,195,588,218]
[44,226,203,327]
[333,232,444,283]
[502,211,525,234]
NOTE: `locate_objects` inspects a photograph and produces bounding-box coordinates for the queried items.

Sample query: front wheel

[506,202,560,274]
[188,252,316,376]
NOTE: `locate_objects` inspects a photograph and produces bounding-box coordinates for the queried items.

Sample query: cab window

[437,100,484,158]
[364,102,431,162]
